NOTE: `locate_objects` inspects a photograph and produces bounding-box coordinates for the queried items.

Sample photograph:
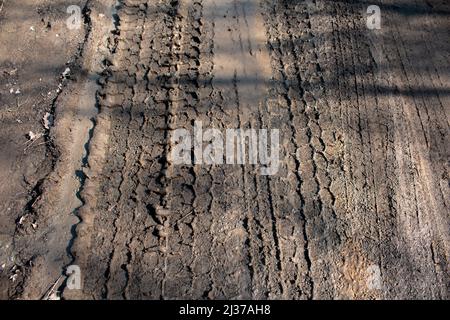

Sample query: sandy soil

[0,0,448,300]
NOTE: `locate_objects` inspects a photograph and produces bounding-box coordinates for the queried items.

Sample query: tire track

[63,0,449,300]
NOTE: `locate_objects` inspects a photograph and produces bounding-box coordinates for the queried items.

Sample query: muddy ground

[0,0,448,300]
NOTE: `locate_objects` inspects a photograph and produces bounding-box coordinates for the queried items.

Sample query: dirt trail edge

[6,0,117,299]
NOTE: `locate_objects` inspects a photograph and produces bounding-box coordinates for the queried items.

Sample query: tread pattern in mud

[69,0,449,300]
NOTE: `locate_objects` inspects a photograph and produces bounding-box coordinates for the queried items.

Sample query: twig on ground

[25,141,50,151]
[42,275,62,300]
[176,210,194,225]
[16,97,30,109]
[23,134,44,151]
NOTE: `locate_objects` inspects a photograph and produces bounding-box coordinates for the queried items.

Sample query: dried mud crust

[63,0,449,299]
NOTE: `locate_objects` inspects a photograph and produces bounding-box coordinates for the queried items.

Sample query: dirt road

[0,0,448,299]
